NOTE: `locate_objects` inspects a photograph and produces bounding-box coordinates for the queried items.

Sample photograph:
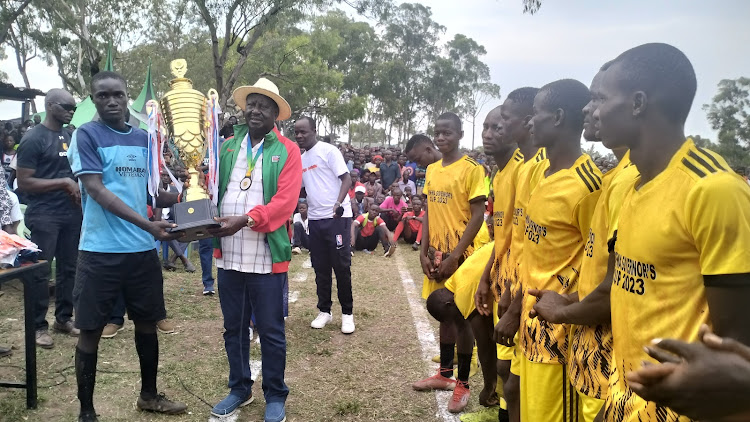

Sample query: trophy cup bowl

[160,59,220,242]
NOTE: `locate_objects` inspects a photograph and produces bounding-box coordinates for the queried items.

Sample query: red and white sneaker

[447,380,470,413]
[412,371,456,391]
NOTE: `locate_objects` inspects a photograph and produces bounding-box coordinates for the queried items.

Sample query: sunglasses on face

[53,102,77,112]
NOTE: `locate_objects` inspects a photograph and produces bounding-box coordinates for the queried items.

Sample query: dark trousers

[217,269,288,403]
[380,212,400,231]
[26,212,81,331]
[292,222,309,249]
[198,238,215,291]
[353,225,389,252]
[309,218,353,315]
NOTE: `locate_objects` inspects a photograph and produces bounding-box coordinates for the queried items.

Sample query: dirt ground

[0,246,488,422]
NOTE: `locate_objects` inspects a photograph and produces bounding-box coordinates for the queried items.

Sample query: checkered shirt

[216,136,272,274]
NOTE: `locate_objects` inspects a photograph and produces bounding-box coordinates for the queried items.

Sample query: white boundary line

[395,254,458,422]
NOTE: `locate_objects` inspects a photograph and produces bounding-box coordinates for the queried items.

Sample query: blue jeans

[198,238,215,291]
[217,269,288,403]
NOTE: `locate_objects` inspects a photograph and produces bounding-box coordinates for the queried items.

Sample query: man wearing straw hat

[208,78,301,422]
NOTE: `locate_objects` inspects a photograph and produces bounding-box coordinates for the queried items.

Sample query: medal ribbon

[245,138,264,179]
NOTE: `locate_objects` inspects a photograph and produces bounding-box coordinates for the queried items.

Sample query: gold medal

[240,176,252,191]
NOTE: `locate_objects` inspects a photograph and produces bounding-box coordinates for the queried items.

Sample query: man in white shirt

[292,201,309,253]
[295,116,355,334]
[208,79,301,422]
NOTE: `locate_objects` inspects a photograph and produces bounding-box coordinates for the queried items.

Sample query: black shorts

[73,249,166,330]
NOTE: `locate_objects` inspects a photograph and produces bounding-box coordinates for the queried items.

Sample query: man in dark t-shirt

[16,88,82,349]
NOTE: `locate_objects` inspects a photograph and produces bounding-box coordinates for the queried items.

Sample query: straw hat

[232,78,291,121]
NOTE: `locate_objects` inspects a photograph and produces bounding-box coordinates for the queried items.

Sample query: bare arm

[16,166,75,193]
[529,252,614,325]
[17,166,80,204]
[420,205,436,278]
[154,187,179,209]
[350,220,359,246]
[706,274,750,344]
[337,173,352,205]
[452,198,486,260]
[475,243,497,317]
[437,197,486,278]
[79,174,179,241]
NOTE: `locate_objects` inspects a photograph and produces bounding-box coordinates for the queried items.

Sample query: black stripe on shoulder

[580,163,601,190]
[682,158,706,178]
[575,167,595,193]
[513,156,522,162]
[585,161,602,185]
[695,147,727,172]
[687,150,717,174]
[540,150,546,160]
[464,157,480,166]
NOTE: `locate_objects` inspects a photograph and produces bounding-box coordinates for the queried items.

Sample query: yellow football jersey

[424,155,489,257]
[604,139,750,421]
[509,148,547,296]
[569,152,639,399]
[520,154,602,364]
[491,149,525,297]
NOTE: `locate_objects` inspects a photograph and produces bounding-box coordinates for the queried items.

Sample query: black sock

[439,343,454,378]
[134,331,159,399]
[456,352,471,384]
[498,407,509,422]
[75,347,98,413]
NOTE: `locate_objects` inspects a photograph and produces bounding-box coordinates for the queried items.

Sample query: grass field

[0,246,489,422]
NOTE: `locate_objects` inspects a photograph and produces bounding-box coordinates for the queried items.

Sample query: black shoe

[78,410,99,422]
[0,345,12,357]
[137,392,187,414]
[498,407,510,422]
[163,262,177,271]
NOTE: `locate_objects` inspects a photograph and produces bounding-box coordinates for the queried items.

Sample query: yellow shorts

[421,276,443,300]
[443,241,495,318]
[519,357,578,422]
[576,392,604,422]
[492,303,517,361]
[510,345,521,375]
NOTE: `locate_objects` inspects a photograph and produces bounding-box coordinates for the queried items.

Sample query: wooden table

[0,260,47,409]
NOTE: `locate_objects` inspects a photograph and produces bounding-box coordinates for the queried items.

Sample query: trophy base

[169,199,220,242]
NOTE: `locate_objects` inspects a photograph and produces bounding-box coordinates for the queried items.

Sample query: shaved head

[45,89,75,107]
[44,88,76,126]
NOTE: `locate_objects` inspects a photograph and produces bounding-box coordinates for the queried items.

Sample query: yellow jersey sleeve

[466,158,489,202]
[572,190,601,240]
[686,172,750,276]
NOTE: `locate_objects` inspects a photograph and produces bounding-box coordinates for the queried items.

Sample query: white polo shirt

[301,141,352,220]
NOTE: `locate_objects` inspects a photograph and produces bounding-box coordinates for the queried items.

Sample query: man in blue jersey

[67,71,187,422]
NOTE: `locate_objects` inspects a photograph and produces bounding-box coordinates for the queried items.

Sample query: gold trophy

[160,59,219,241]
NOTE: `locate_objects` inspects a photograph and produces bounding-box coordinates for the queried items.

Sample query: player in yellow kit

[438,104,526,416]
[410,112,488,414]
[518,79,602,422]
[481,87,544,422]
[528,66,639,421]
[590,43,750,421]
[473,89,540,422]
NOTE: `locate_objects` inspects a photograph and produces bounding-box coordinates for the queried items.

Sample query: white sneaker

[292,247,302,255]
[341,314,355,334]
[310,312,332,329]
